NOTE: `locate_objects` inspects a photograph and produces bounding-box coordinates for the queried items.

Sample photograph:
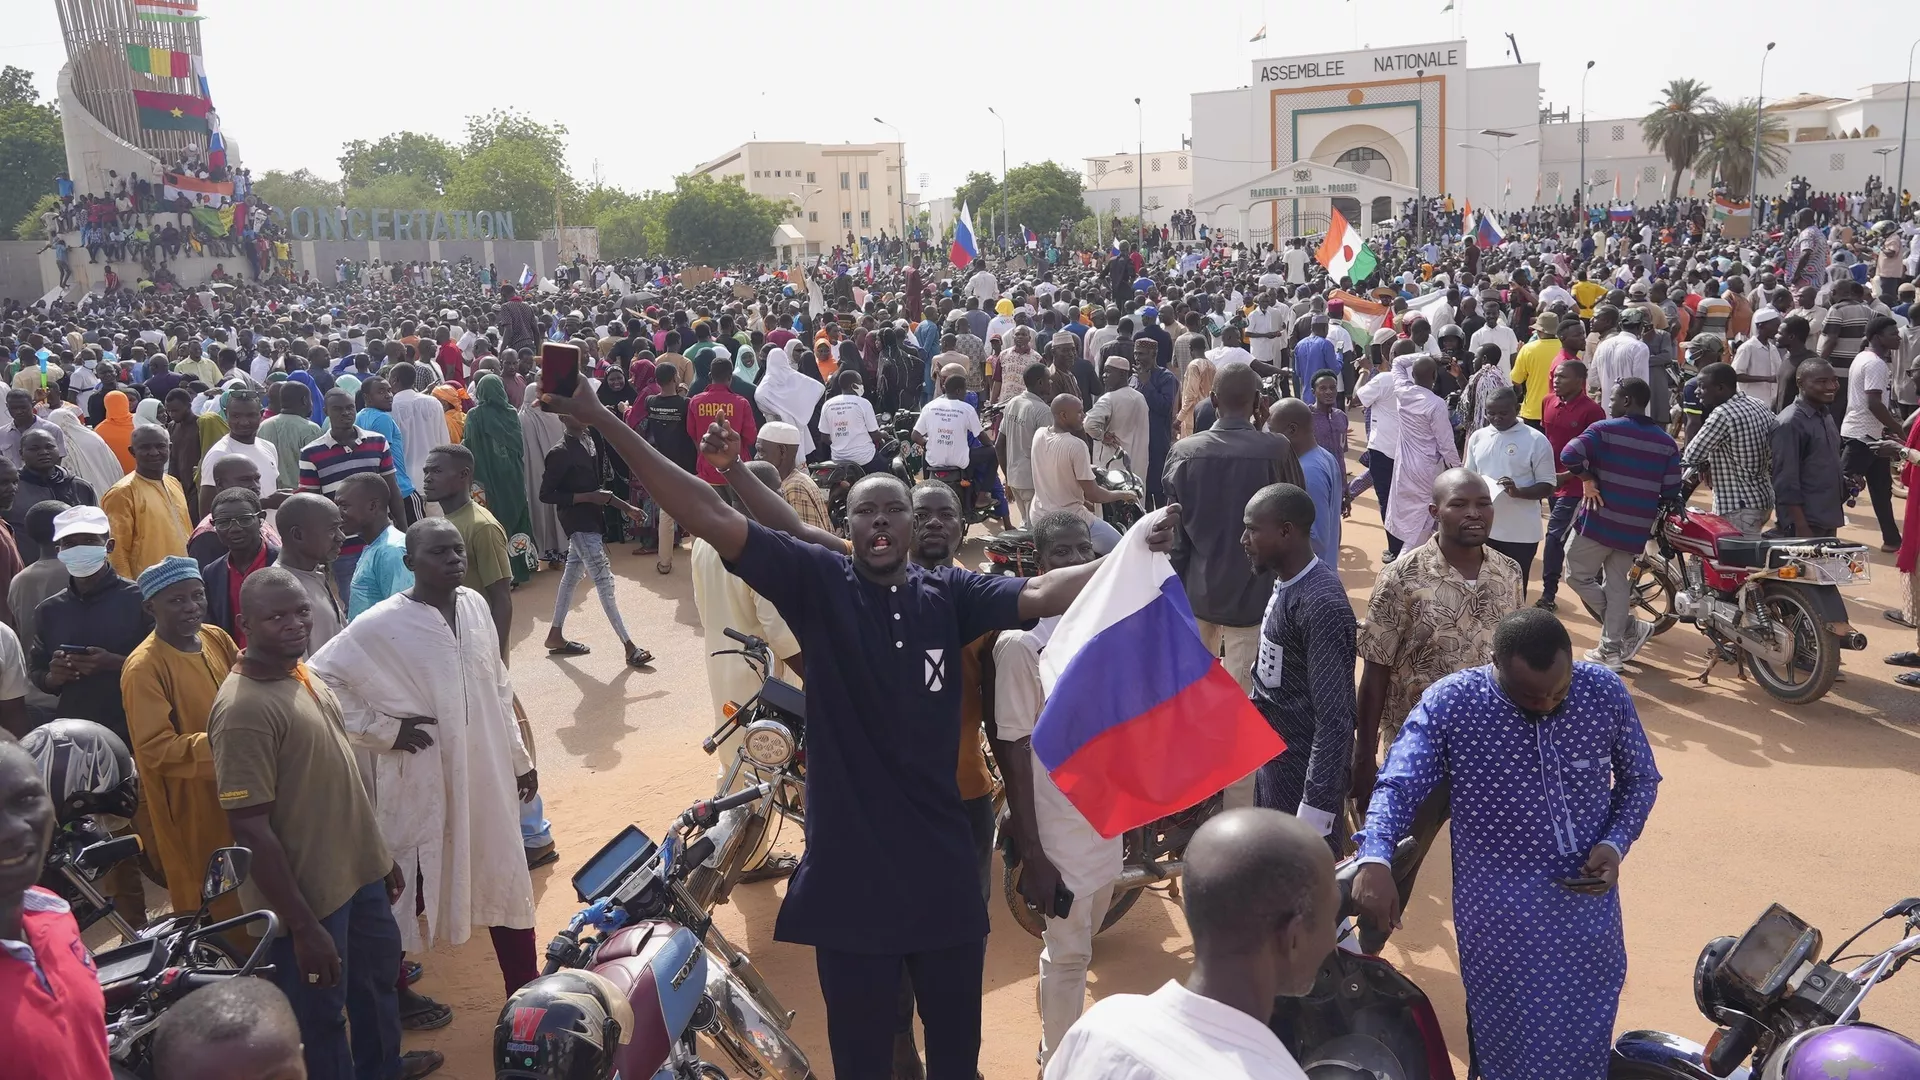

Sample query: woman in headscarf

[97,389,140,473]
[286,369,326,422]
[591,365,639,544]
[49,407,127,491]
[623,357,660,428]
[432,382,469,442]
[596,363,636,419]
[133,395,163,428]
[462,374,537,584]
[733,332,764,386]
[755,341,826,460]
[334,373,363,411]
[1179,349,1218,437]
[518,383,568,566]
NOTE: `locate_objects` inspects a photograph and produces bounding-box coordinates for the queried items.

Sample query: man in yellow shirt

[1570,269,1607,320]
[1510,312,1563,427]
[101,426,191,580]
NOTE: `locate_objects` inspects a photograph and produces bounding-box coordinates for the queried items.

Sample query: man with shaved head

[1463,384,1556,592]
[272,492,345,654]
[1031,392,1136,554]
[1044,808,1336,1078]
[1353,468,1521,910]
[153,977,306,1080]
[1769,358,1845,539]
[1267,398,1341,564]
[1164,362,1303,809]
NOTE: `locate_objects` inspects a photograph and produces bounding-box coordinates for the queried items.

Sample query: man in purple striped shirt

[1559,377,1681,671]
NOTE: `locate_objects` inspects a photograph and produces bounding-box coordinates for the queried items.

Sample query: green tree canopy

[1641,79,1715,201]
[661,174,790,264]
[595,190,672,260]
[952,171,999,219]
[337,131,458,193]
[446,137,568,233]
[1002,161,1087,235]
[462,109,569,167]
[1695,99,1788,199]
[251,168,340,210]
[345,171,444,213]
[0,67,64,242]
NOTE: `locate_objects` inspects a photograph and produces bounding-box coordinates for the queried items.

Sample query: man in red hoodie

[688,356,757,490]
[0,740,113,1080]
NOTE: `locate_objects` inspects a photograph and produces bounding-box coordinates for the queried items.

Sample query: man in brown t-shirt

[210,566,441,1080]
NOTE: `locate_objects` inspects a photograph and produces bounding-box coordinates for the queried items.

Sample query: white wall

[58,64,165,198]
[1456,64,1543,213]
[1190,87,1259,218]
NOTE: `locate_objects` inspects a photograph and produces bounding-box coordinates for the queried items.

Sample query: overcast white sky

[8,0,1916,199]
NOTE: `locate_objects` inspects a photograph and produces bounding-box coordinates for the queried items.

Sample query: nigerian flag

[1314,209,1377,284]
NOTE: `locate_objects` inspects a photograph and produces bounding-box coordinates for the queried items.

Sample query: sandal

[399,1050,445,1079]
[546,640,591,656]
[625,646,655,668]
[1885,652,1920,668]
[1885,610,1917,629]
[401,959,423,986]
[656,562,673,575]
[1898,672,1920,689]
[398,991,452,1031]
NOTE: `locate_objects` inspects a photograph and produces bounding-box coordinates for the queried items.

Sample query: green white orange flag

[1314,209,1377,284]
[135,0,203,22]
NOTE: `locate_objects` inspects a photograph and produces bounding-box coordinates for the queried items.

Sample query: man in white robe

[311,517,539,996]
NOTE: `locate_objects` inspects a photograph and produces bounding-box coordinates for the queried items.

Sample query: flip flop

[626,647,655,668]
[1885,652,1920,668]
[1885,610,1917,629]
[656,563,673,575]
[546,640,591,656]
[399,1051,445,1080]
[526,843,560,871]
[399,994,452,1031]
[1897,672,1920,689]
[401,959,423,986]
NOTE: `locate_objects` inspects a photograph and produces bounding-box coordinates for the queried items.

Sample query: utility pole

[1578,60,1595,212]
[989,106,1009,254]
[1753,42,1775,219]
[1136,97,1144,248]
[1899,38,1919,209]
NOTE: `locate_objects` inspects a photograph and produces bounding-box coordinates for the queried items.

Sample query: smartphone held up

[538,342,582,411]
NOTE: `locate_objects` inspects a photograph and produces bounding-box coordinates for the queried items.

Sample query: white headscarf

[49,408,128,490]
[753,342,823,458]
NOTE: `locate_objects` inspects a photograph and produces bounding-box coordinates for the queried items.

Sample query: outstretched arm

[542,376,750,560]
[1014,505,1179,619]
[698,420,844,550]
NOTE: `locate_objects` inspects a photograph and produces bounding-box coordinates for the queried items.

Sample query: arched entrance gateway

[1194,159,1418,246]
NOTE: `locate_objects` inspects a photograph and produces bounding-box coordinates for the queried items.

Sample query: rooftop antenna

[1505,32,1523,64]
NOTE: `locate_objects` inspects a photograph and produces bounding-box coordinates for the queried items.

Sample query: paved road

[411,472,1920,1079]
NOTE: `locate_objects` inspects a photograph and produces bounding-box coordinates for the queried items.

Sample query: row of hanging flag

[125,0,225,169]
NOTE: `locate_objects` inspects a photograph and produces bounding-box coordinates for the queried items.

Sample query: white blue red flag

[1034,508,1286,838]
[518,265,535,289]
[950,202,978,269]
[1474,211,1505,250]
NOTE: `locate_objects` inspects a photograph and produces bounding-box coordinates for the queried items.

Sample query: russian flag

[1474,211,1504,250]
[1608,205,1635,221]
[1035,509,1286,837]
[950,202,978,269]
[518,264,535,289]
[1023,224,1038,248]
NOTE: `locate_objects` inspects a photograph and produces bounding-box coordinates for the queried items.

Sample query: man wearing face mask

[1351,608,1661,1080]
[29,506,152,748]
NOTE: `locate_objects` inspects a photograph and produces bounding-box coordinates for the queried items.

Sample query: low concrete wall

[0,235,558,307]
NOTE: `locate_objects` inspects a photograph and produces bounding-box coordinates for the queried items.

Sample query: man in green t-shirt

[211,566,443,1080]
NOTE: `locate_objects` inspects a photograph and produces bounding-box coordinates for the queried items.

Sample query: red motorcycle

[1637,494,1870,704]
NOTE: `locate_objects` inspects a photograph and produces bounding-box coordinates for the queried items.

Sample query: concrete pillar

[1237,207,1251,246]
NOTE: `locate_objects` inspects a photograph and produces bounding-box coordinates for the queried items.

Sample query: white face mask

[57,545,109,578]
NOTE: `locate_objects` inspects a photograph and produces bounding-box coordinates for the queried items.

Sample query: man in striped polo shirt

[1559,377,1682,671]
[297,388,406,536]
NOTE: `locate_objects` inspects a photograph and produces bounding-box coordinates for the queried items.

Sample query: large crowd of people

[4,177,1920,1080]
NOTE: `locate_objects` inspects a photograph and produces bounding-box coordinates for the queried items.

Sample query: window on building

[1110,198,1121,211]
[1577,126,1589,144]
[839,172,849,189]
[1610,125,1625,141]
[1334,146,1390,180]
[1544,171,1560,189]
[1593,168,1611,184]
[1094,161,1108,179]
[1151,157,1162,172]
[753,170,762,178]
[1829,153,1845,171]
[841,211,852,228]
[807,171,816,183]
[808,211,818,222]
[1642,165,1657,183]
[1178,155,1189,170]
[860,210,871,228]
[859,172,869,189]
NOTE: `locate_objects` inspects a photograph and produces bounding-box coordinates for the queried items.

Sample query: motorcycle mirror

[1884,898,1920,919]
[201,846,252,904]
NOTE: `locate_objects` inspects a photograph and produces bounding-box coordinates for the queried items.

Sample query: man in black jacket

[200,488,276,646]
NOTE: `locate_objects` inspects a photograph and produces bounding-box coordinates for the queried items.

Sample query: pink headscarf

[625,357,659,428]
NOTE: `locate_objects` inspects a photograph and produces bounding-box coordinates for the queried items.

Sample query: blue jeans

[521,793,552,849]
[269,879,402,1080]
[553,531,631,642]
[1539,495,1581,602]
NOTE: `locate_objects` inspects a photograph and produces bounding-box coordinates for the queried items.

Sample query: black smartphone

[1051,881,1075,919]
[56,644,92,654]
[538,342,581,409]
[1556,875,1608,890]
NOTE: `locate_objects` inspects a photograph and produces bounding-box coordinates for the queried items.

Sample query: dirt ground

[402,469,1920,1079]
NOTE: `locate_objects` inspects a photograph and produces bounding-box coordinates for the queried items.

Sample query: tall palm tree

[1694,99,1789,199]
[1642,79,1715,200]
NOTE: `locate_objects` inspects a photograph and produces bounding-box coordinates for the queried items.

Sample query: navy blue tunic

[725,522,1025,954]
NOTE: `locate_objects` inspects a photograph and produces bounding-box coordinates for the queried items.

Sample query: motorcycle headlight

[1106,470,1126,484]
[1694,936,1738,1018]
[741,720,795,768]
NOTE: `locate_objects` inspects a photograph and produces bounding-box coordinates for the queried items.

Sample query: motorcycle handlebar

[680,784,772,830]
[723,628,765,650]
[75,834,142,873]
[1707,1013,1762,1077]
[170,967,277,994]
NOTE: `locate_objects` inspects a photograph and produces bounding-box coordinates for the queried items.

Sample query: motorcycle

[1635,488,1870,704]
[1095,448,1147,532]
[100,847,278,1078]
[1610,898,1920,1078]
[687,628,808,912]
[999,794,1220,939]
[981,527,1039,577]
[542,786,813,1080]
[42,816,148,939]
[1273,839,1456,1080]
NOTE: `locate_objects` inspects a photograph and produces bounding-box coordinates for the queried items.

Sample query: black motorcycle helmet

[20,719,138,824]
[494,970,634,1080]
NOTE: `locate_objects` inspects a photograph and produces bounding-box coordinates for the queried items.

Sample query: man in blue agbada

[1351,608,1661,1080]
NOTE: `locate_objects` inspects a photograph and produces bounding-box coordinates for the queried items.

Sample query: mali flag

[133,90,210,132]
[125,44,197,78]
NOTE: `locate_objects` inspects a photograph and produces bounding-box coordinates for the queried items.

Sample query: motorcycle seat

[1715,536,1827,568]
[989,528,1031,545]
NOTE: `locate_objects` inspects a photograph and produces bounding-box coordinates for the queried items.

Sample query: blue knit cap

[137,555,202,600]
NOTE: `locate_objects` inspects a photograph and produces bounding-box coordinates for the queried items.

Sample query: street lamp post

[787,184,821,257]
[1578,60,1595,211]
[987,106,1008,254]
[1136,97,1144,248]
[1459,130,1540,216]
[1900,38,1920,208]
[1752,42,1776,219]
[873,117,906,258]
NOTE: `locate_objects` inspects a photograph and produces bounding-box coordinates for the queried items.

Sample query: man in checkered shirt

[1680,362,1779,535]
